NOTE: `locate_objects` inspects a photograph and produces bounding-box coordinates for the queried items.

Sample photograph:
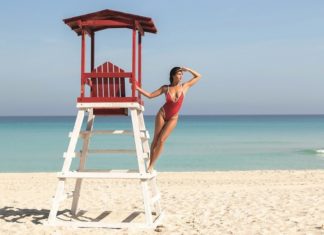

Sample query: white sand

[1,171,324,234]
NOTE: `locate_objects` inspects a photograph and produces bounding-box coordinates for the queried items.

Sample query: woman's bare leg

[148,117,178,172]
[149,109,165,168]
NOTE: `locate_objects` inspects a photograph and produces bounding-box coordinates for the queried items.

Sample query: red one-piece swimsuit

[162,84,184,121]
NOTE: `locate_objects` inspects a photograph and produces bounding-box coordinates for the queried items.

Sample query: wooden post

[138,32,142,100]
[90,32,95,71]
[71,109,95,215]
[62,110,85,172]
[81,31,86,97]
[130,108,153,225]
[132,28,136,98]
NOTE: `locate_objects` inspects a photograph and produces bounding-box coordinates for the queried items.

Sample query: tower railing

[78,61,141,103]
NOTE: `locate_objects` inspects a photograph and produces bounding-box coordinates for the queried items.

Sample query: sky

[0,0,323,115]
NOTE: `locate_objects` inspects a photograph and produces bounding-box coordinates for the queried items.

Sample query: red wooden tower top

[63,9,157,115]
[63,9,157,35]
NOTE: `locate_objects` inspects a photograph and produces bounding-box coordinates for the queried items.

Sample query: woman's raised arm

[182,67,202,88]
[136,85,166,99]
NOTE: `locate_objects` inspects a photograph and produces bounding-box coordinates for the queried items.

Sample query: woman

[136,66,201,172]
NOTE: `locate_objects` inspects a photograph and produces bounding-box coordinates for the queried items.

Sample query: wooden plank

[71,110,95,215]
[77,97,144,105]
[78,128,136,138]
[132,29,136,97]
[137,111,151,162]
[81,169,139,173]
[108,62,114,97]
[97,64,103,97]
[90,32,95,71]
[150,177,162,214]
[137,112,150,163]
[142,153,149,159]
[142,130,150,139]
[113,65,120,97]
[81,20,130,27]
[80,130,133,136]
[48,179,66,223]
[137,32,142,100]
[141,181,153,224]
[83,72,132,78]
[139,131,149,140]
[93,108,128,116]
[130,108,147,173]
[103,62,109,97]
[62,110,85,172]
[87,149,136,154]
[80,31,86,97]
[91,68,98,97]
[67,150,143,159]
[57,171,157,179]
[77,102,143,109]
[120,68,126,97]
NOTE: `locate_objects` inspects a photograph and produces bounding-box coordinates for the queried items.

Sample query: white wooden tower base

[47,102,164,229]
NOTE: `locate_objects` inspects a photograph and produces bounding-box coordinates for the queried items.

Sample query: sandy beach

[1,171,324,234]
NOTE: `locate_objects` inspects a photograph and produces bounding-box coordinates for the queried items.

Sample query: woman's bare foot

[147,166,154,173]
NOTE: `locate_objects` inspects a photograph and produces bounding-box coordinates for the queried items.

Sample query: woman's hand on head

[181,67,189,72]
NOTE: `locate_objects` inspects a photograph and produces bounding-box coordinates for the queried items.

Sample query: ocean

[1,115,324,172]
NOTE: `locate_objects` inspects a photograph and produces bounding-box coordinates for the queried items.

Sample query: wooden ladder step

[57,170,157,179]
[87,149,136,154]
[140,130,150,140]
[63,149,137,158]
[142,153,149,159]
[74,130,150,140]
[78,130,133,137]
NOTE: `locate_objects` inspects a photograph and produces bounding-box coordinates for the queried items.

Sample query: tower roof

[63,9,157,35]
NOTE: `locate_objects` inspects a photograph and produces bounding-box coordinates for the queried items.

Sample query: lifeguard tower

[47,9,163,228]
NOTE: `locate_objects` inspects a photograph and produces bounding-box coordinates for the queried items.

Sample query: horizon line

[1,114,324,117]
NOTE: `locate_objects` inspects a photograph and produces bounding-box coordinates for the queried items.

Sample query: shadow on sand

[0,207,144,225]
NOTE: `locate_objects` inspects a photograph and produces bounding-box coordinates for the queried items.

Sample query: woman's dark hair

[169,67,182,84]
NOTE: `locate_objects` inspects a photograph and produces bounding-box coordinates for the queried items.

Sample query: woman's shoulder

[161,84,169,92]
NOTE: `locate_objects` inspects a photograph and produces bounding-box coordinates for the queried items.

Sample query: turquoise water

[1,115,324,172]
